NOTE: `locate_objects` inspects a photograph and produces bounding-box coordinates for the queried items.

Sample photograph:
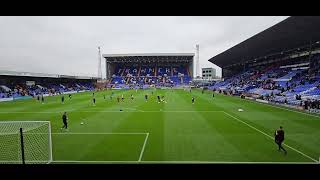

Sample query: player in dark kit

[117,96,120,103]
[93,97,96,105]
[212,93,215,98]
[274,126,287,154]
[37,95,40,101]
[61,95,65,104]
[69,94,72,100]
[192,97,195,104]
[41,95,44,104]
[61,112,68,131]
[157,95,161,103]
[131,94,134,100]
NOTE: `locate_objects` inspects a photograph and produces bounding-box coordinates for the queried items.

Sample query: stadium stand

[208,16,320,112]
[0,71,96,100]
[104,53,194,89]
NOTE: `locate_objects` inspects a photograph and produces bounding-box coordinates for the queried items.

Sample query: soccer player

[93,96,96,106]
[131,94,134,100]
[121,94,124,102]
[145,94,148,102]
[104,94,106,100]
[151,91,153,95]
[69,94,72,100]
[202,89,204,94]
[37,95,40,101]
[41,95,44,104]
[192,96,195,104]
[274,126,287,155]
[61,112,68,131]
[117,96,120,103]
[61,95,65,104]
[162,95,167,103]
[157,95,161,103]
[212,93,215,98]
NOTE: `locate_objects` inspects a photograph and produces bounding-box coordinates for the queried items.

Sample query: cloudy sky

[0,16,288,78]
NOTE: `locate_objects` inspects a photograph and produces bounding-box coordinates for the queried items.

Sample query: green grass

[0,89,319,164]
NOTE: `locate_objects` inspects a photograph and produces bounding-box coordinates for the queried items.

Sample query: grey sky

[0,16,288,78]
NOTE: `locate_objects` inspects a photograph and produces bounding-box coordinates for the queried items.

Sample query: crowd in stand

[210,55,320,111]
[109,64,192,89]
[0,78,95,99]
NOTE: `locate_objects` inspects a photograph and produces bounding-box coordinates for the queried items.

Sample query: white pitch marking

[51,132,148,135]
[50,160,317,164]
[0,110,224,113]
[138,133,149,162]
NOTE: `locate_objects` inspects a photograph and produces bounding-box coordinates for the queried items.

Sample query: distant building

[202,68,216,79]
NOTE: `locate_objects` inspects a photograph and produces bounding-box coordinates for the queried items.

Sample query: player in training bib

[162,95,167,103]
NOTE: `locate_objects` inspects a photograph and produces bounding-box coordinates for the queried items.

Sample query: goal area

[0,121,52,164]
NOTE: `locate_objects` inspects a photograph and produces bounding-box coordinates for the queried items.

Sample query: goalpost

[0,121,52,164]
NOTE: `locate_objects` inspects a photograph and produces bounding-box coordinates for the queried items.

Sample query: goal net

[0,121,52,164]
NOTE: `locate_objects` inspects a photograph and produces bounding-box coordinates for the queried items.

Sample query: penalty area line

[138,133,149,162]
[51,132,148,135]
[0,110,224,113]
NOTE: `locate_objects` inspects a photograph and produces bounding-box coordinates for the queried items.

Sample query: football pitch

[0,89,319,164]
